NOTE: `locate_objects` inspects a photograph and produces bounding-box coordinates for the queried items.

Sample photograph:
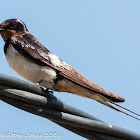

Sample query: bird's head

[0,19,28,41]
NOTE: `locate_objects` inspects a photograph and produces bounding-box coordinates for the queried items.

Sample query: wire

[0,74,140,140]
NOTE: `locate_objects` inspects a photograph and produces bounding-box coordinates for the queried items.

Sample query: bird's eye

[10,23,17,28]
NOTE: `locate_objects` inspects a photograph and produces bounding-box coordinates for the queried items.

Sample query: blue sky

[0,0,140,139]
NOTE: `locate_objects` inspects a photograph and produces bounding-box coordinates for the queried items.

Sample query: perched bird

[0,19,139,119]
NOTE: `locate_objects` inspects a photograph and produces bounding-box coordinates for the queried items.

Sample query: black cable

[0,74,140,140]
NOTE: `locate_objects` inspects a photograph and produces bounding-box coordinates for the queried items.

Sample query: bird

[0,19,139,120]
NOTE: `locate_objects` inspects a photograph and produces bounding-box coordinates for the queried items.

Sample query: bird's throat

[0,29,18,42]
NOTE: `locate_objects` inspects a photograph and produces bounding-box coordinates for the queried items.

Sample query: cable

[0,74,140,140]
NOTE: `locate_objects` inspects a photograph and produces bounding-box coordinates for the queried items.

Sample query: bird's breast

[5,44,57,89]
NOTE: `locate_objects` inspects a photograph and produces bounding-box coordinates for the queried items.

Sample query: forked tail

[97,94,140,121]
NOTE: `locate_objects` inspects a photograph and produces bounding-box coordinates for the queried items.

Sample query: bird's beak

[0,25,4,32]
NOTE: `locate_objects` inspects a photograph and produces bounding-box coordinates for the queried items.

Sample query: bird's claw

[35,82,53,95]
[46,89,53,95]
[36,83,46,91]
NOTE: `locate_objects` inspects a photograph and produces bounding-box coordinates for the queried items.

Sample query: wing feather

[9,34,125,102]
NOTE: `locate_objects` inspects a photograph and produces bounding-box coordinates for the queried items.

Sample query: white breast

[6,44,57,89]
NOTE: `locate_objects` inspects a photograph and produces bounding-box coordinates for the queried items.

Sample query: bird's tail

[97,94,140,121]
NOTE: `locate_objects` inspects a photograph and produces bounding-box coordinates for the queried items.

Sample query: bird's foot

[36,79,53,95]
[36,79,46,91]
[36,83,46,91]
[46,88,53,95]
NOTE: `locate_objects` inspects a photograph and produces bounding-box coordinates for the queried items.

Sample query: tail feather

[97,94,140,121]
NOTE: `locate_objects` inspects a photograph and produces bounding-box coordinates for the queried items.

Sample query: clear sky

[0,0,140,140]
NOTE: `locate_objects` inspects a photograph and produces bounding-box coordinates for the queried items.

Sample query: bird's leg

[36,79,43,85]
[36,79,45,90]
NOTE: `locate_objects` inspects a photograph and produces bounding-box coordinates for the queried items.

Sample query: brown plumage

[0,19,139,120]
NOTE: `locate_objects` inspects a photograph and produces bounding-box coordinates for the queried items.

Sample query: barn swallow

[0,19,139,120]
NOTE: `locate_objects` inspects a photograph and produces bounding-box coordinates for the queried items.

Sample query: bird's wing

[6,34,125,102]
